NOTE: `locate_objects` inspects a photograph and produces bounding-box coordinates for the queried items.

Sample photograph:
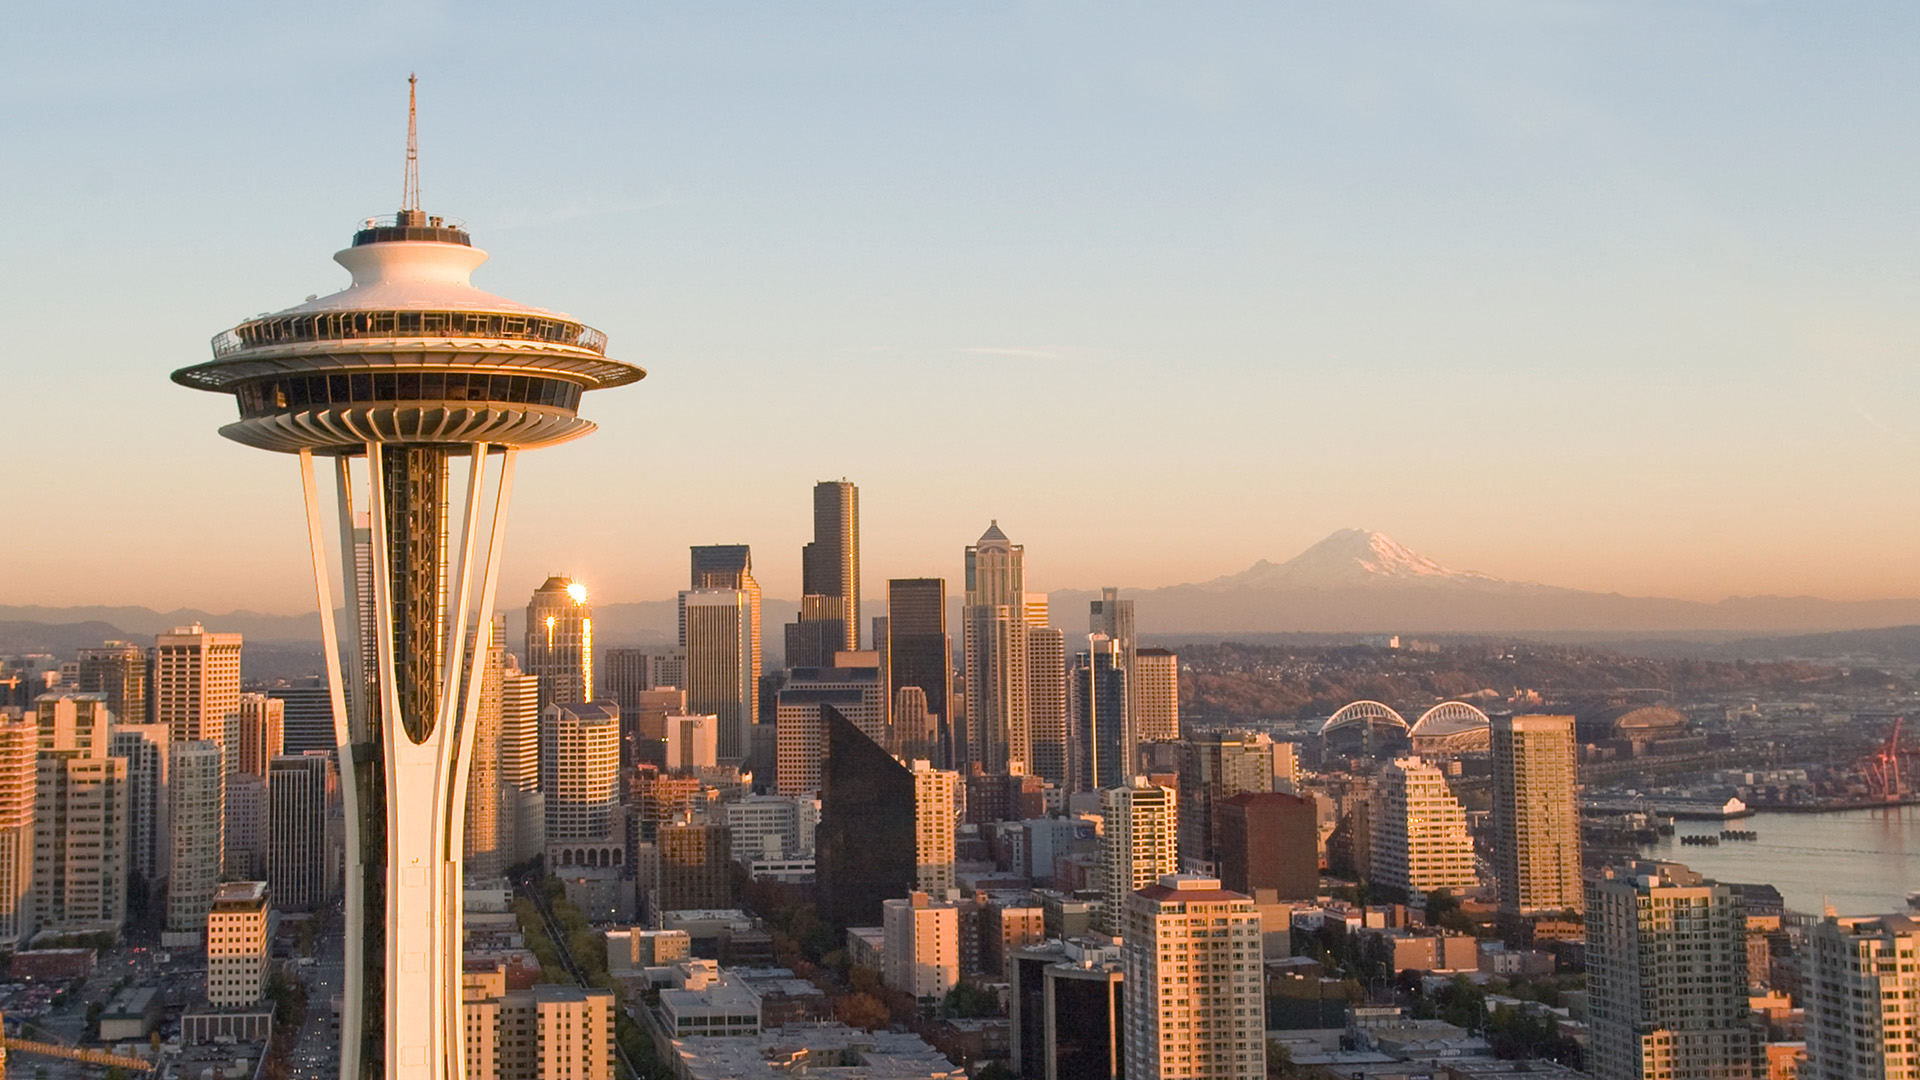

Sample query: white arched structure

[1410,701,1492,753]
[1320,700,1410,737]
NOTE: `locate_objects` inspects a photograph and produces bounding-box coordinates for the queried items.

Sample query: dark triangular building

[816,704,915,927]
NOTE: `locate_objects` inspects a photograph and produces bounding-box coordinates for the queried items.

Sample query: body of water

[1636,804,1920,916]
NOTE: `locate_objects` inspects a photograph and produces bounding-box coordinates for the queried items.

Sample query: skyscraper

[887,578,951,765]
[775,655,886,795]
[802,481,860,653]
[526,576,593,717]
[165,740,224,947]
[540,703,620,844]
[817,706,917,927]
[169,82,645,1080]
[110,724,170,885]
[464,616,507,879]
[1026,594,1068,789]
[498,668,541,794]
[1122,874,1264,1080]
[911,758,961,898]
[153,624,242,769]
[688,544,761,703]
[77,641,148,728]
[1804,913,1920,1080]
[0,719,35,948]
[237,692,285,778]
[1490,713,1582,915]
[32,690,114,754]
[225,771,269,879]
[681,588,756,762]
[1133,647,1179,744]
[1100,779,1178,935]
[1587,861,1756,1080]
[1088,589,1137,758]
[1072,637,1129,794]
[269,684,337,756]
[1176,732,1280,874]
[36,742,130,936]
[269,754,332,911]
[964,522,1029,774]
[1369,756,1477,900]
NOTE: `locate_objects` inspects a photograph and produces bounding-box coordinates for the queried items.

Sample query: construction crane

[0,1012,156,1072]
[1865,716,1911,800]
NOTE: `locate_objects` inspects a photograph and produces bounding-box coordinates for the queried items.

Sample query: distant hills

[8,528,1920,662]
[1051,528,1920,636]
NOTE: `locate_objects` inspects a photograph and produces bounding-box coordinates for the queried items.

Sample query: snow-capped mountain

[1048,529,1920,634]
[1201,528,1504,591]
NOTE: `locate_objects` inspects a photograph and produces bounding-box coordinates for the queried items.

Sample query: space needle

[172,79,643,1080]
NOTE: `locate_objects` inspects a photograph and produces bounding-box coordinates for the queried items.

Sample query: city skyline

[8,4,1920,611]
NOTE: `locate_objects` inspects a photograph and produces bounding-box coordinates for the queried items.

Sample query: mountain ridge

[8,530,1917,644]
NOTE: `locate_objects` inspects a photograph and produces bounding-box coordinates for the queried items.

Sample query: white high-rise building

[1587,861,1756,1080]
[499,669,543,865]
[1134,647,1180,744]
[154,625,242,770]
[206,880,270,1007]
[0,719,35,948]
[540,703,620,843]
[170,97,645,1080]
[35,743,129,935]
[33,691,114,754]
[883,891,960,1001]
[1369,756,1477,900]
[1491,714,1581,914]
[499,669,540,793]
[111,724,171,884]
[1122,874,1265,1080]
[964,522,1029,774]
[681,588,757,763]
[165,741,225,947]
[1803,913,1920,1080]
[1100,779,1178,935]
[911,759,961,898]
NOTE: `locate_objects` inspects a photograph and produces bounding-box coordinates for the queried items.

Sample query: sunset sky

[5,2,1919,613]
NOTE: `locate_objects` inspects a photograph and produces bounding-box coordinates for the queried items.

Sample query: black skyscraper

[887,578,951,764]
[816,705,914,927]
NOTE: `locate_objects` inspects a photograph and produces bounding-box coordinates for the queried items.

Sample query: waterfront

[1638,804,1920,916]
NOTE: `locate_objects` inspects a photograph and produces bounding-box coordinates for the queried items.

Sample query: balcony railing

[210,309,608,359]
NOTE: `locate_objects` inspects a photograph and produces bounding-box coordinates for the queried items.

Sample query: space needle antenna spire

[402,73,421,214]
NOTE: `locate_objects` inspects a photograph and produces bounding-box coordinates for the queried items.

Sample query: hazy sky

[5,2,1919,614]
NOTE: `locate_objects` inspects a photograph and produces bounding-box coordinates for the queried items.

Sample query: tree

[941,982,1000,1019]
[1266,1039,1298,1078]
[833,992,889,1031]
